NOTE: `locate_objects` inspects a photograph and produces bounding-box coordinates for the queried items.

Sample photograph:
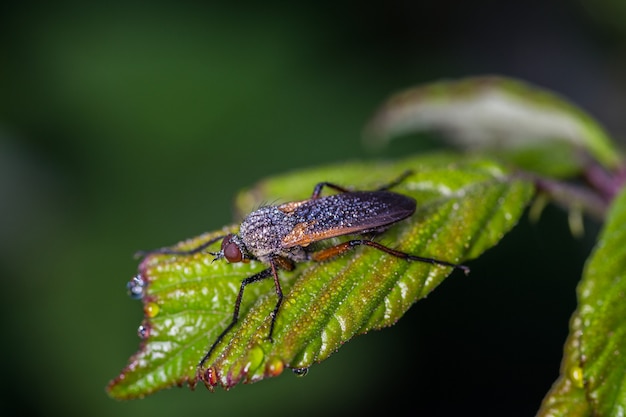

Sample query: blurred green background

[2,1,625,415]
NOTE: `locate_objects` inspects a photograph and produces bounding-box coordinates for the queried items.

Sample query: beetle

[138,171,469,374]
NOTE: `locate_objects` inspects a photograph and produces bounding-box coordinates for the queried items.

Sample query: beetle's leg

[197,256,293,371]
[310,170,414,199]
[310,181,351,199]
[267,260,284,342]
[310,239,469,275]
[135,235,226,258]
[375,170,413,191]
[198,266,274,369]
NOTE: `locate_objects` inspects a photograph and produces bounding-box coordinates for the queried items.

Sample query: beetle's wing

[281,191,416,248]
[281,221,367,248]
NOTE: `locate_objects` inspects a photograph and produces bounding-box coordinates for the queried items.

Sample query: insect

[138,171,469,373]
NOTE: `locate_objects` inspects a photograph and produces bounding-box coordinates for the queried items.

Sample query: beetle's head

[212,233,250,264]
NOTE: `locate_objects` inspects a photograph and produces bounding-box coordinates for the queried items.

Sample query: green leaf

[536,312,590,416]
[107,153,534,399]
[537,186,626,416]
[364,76,621,177]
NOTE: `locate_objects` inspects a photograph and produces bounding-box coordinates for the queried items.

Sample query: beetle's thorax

[238,206,307,263]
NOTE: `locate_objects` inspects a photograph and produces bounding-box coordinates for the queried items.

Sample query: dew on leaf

[126,274,145,300]
[570,365,584,388]
[265,357,284,377]
[137,323,150,339]
[145,302,160,318]
[200,366,218,389]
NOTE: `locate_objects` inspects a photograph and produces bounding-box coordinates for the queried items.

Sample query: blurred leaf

[364,76,621,177]
[536,311,590,417]
[537,186,626,416]
[107,153,534,399]
[577,186,626,414]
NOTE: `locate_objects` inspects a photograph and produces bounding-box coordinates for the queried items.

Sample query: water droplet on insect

[292,367,309,377]
[144,302,160,318]
[137,322,150,339]
[126,274,145,299]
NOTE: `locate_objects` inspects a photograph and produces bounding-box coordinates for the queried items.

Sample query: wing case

[280,191,416,248]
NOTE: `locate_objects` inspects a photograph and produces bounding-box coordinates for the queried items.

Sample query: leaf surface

[538,186,626,416]
[365,77,621,177]
[108,153,534,399]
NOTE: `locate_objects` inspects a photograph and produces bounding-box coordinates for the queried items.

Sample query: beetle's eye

[221,236,243,263]
[223,242,242,263]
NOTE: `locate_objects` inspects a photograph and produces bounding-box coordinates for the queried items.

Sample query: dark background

[1,1,625,416]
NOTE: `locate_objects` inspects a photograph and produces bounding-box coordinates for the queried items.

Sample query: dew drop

[137,322,150,339]
[126,274,145,299]
[145,302,160,318]
[292,367,309,377]
[266,357,284,377]
[570,365,584,388]
[204,367,218,386]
